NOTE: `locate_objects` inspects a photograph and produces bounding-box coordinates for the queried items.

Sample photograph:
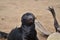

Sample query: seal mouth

[25,18,34,26]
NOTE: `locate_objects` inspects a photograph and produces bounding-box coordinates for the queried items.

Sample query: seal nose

[29,18,33,23]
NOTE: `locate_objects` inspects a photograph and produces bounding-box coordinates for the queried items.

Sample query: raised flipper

[48,6,60,32]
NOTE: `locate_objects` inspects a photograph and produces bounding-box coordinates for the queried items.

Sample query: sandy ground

[0,0,60,40]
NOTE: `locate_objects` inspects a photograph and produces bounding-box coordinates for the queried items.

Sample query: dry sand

[0,0,60,40]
